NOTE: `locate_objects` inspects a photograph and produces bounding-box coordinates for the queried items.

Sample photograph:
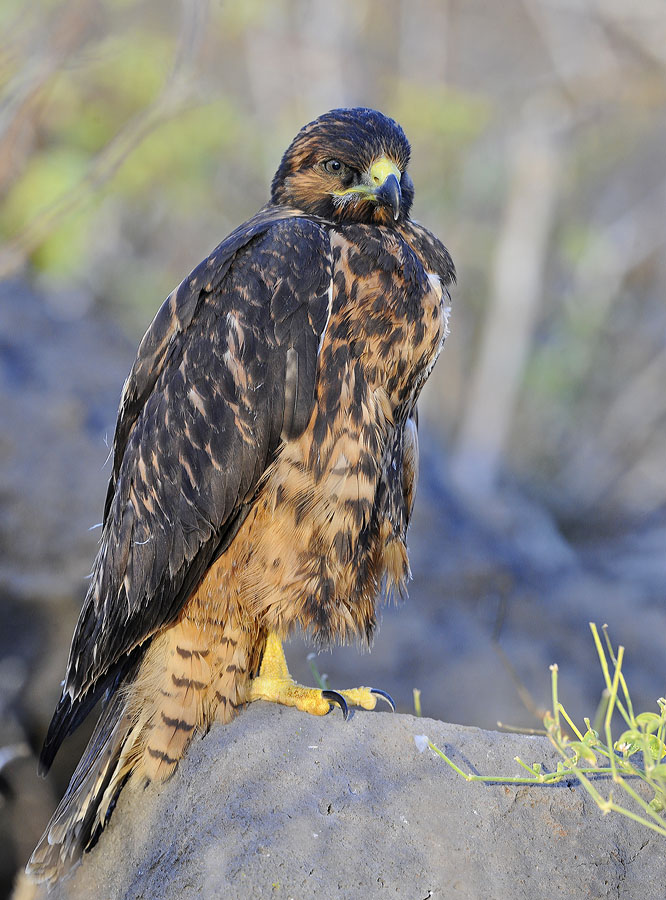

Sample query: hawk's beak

[369,157,402,220]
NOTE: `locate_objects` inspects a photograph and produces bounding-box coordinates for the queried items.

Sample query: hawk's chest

[325,226,449,410]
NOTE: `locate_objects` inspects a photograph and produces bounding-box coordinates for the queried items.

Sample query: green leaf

[569,741,597,765]
[645,735,666,761]
[615,731,642,756]
[636,713,663,734]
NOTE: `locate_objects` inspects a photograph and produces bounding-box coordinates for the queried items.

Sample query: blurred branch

[523,0,620,95]
[398,0,449,85]
[592,0,666,72]
[602,346,666,460]
[0,0,97,195]
[451,97,566,496]
[557,178,666,514]
[570,179,666,338]
[170,0,209,86]
[296,0,349,113]
[0,0,210,279]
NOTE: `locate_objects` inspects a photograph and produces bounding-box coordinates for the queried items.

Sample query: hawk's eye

[323,159,343,175]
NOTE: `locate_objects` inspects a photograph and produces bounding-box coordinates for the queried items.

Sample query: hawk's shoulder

[107,208,329,514]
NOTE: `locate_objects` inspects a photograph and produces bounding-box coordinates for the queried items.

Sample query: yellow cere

[369,156,401,186]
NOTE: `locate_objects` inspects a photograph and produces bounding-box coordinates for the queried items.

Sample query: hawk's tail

[26,688,147,886]
[26,617,239,885]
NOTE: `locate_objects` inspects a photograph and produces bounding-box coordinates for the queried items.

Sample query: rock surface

[43,703,661,900]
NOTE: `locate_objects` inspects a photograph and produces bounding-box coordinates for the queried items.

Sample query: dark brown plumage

[27,107,455,885]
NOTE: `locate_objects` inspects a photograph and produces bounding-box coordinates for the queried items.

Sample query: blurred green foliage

[0,0,485,320]
[1,0,666,523]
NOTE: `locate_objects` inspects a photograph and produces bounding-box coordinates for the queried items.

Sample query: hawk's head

[271,108,414,226]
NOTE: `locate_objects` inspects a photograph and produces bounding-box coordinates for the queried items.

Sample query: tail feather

[27,615,249,886]
[39,649,142,776]
[27,692,142,885]
[38,689,103,778]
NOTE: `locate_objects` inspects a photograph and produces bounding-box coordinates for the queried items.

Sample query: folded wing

[40,212,333,772]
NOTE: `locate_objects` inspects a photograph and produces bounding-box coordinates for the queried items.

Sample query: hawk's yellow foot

[248,631,395,719]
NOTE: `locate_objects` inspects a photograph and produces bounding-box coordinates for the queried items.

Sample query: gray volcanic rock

[42,703,662,900]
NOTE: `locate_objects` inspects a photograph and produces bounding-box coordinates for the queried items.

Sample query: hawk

[28,107,454,884]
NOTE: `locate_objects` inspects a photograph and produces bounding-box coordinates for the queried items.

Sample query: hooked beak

[369,157,402,220]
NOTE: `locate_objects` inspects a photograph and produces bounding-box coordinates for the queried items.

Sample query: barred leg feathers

[141,620,214,781]
[211,629,254,725]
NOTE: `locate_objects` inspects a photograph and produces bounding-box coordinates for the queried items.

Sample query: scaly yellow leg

[248,631,394,718]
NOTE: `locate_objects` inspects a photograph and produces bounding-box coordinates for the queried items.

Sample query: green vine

[424,623,666,837]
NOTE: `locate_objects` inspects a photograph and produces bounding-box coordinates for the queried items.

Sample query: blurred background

[1,0,665,893]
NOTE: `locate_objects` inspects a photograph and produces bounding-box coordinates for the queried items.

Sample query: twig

[0,0,210,278]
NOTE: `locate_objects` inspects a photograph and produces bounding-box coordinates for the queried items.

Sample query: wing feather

[41,211,332,772]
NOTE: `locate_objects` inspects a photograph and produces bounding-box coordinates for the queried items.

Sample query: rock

[42,703,661,900]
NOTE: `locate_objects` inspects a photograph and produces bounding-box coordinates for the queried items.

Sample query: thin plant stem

[422,625,666,840]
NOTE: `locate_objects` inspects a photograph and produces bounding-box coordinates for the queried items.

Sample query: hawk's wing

[40,210,332,772]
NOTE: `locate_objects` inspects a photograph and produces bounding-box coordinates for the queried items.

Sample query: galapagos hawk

[28,107,455,884]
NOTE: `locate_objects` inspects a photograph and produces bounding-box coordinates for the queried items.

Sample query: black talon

[322,690,349,720]
[370,689,396,712]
